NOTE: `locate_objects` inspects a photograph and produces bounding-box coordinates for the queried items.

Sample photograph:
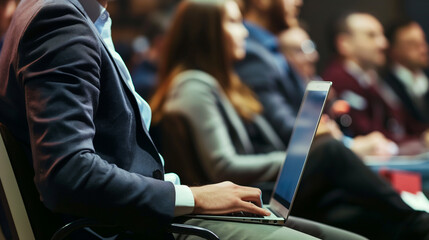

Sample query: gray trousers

[176,216,367,240]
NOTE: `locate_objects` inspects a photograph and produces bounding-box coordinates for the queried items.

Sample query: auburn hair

[151,0,262,123]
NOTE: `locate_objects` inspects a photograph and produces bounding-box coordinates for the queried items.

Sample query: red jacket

[322,58,418,143]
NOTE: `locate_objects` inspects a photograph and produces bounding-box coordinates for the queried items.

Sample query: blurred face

[224,0,248,61]
[279,27,318,80]
[391,23,429,71]
[97,0,108,8]
[342,14,388,70]
[0,0,16,36]
[283,0,303,27]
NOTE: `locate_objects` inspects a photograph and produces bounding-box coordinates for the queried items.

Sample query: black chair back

[0,123,63,239]
[157,113,211,186]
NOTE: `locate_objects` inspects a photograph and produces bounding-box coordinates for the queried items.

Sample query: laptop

[188,81,332,225]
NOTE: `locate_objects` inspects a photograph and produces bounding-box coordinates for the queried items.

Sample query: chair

[0,123,219,240]
[156,113,211,186]
[156,113,274,203]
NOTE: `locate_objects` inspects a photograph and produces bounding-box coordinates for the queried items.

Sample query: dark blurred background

[108,0,429,74]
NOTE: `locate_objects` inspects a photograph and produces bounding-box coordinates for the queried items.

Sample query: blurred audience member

[322,13,421,150]
[278,26,320,83]
[385,20,429,146]
[278,26,398,157]
[0,0,16,51]
[235,0,306,147]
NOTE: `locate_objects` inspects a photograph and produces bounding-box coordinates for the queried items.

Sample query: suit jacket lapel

[99,40,162,161]
[68,0,140,109]
[67,0,162,163]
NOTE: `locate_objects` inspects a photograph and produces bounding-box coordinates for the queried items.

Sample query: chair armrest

[169,223,219,240]
[51,219,220,240]
[50,219,117,240]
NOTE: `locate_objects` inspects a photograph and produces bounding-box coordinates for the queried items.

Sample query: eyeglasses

[281,39,317,56]
[300,39,316,55]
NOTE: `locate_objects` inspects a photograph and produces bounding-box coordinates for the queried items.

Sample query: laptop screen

[272,82,330,209]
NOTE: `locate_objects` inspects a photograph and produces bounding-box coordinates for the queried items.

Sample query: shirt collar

[393,63,426,85]
[244,21,278,52]
[94,9,110,35]
[78,0,105,23]
[393,63,429,97]
[344,60,378,88]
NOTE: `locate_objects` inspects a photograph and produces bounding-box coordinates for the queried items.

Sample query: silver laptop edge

[269,81,332,224]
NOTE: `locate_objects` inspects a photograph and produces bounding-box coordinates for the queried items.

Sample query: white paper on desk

[401,191,429,213]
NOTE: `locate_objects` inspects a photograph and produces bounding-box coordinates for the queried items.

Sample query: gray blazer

[164,70,286,185]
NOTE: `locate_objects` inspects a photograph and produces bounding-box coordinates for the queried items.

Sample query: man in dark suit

[322,12,429,154]
[322,13,408,142]
[0,0,367,239]
[385,20,429,135]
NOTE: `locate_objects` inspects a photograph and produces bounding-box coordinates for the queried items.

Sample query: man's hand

[190,181,271,216]
[316,114,343,139]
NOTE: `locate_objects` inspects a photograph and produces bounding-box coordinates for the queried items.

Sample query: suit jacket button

[152,170,163,180]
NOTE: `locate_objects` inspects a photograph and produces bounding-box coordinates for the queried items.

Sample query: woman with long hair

[151,0,285,185]
[151,0,429,239]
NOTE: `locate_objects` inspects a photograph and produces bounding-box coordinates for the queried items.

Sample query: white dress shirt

[393,63,429,99]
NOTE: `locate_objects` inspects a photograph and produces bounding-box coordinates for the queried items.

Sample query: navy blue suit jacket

[0,0,175,234]
[235,25,304,146]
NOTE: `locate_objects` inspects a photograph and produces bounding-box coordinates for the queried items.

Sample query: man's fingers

[236,185,262,196]
[190,182,269,215]
[240,201,271,216]
[241,195,263,207]
[238,188,263,207]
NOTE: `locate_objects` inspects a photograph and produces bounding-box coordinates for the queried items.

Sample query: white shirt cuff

[173,185,195,216]
[164,173,195,216]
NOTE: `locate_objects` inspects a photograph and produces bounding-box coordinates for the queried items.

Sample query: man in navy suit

[0,0,367,239]
[235,0,305,147]
[0,0,272,238]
